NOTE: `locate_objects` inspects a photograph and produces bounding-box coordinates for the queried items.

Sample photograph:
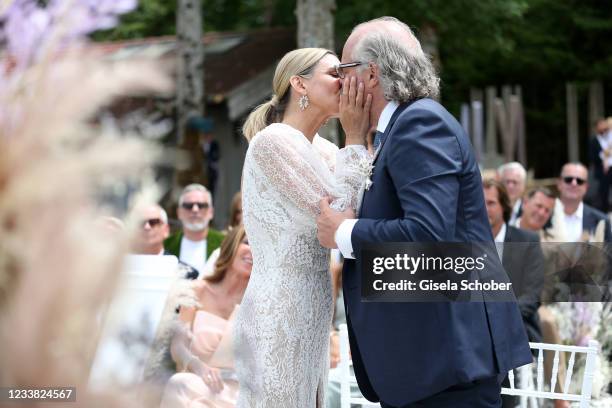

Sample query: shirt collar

[376,100,400,133]
[565,201,584,219]
[494,223,507,243]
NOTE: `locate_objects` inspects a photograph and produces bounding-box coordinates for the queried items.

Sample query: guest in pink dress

[161,225,252,408]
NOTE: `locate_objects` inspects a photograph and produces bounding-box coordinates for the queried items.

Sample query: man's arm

[351,107,463,253]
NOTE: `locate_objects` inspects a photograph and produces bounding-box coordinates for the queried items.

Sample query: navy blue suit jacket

[342,98,532,406]
[583,203,612,242]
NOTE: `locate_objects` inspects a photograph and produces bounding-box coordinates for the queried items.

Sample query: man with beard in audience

[164,184,224,277]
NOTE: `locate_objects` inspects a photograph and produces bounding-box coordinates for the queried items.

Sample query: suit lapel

[582,205,594,233]
[372,102,410,166]
[502,227,513,271]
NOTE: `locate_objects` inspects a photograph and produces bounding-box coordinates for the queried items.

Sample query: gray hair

[178,183,212,206]
[497,162,527,181]
[351,16,440,102]
[158,206,168,224]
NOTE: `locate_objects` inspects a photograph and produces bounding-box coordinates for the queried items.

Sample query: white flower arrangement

[355,154,374,191]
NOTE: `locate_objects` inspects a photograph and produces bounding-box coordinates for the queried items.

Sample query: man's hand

[340,76,372,146]
[317,198,355,249]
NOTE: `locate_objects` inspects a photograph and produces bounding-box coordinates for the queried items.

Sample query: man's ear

[289,75,307,96]
[162,224,170,239]
[367,62,379,88]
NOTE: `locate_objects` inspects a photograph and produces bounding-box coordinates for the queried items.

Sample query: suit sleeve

[517,235,545,318]
[351,107,462,249]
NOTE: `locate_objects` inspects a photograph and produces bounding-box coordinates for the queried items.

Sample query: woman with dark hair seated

[161,225,252,408]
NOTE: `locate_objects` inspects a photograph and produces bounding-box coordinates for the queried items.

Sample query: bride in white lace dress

[233,48,372,407]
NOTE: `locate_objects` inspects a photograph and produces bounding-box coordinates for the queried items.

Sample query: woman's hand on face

[339,76,372,146]
[193,361,224,393]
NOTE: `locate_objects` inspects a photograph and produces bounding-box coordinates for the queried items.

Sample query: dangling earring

[299,94,309,111]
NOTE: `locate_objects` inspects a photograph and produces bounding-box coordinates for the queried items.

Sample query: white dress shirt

[179,236,207,273]
[335,101,400,259]
[563,202,584,243]
[494,223,507,260]
[509,199,522,226]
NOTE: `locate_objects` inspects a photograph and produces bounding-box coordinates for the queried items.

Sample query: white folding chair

[502,341,600,408]
[338,324,381,408]
[339,323,600,408]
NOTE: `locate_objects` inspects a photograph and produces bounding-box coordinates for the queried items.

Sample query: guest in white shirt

[556,162,611,242]
[497,161,527,226]
[131,204,170,255]
[132,203,199,279]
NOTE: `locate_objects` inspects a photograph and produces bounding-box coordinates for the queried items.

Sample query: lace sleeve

[312,135,373,212]
[333,145,372,212]
[250,129,373,216]
[250,132,335,216]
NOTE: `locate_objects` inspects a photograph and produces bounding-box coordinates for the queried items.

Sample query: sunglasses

[334,61,366,79]
[562,176,586,186]
[181,201,210,210]
[141,218,163,228]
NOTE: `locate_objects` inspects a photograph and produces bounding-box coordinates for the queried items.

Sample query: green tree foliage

[96,0,612,175]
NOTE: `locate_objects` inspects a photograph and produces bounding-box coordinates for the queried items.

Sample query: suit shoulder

[208,229,225,248]
[584,204,608,221]
[164,232,182,253]
[508,226,540,242]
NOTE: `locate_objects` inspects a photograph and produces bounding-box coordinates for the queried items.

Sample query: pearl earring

[299,94,309,111]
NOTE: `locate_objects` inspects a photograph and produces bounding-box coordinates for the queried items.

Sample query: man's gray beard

[183,220,209,232]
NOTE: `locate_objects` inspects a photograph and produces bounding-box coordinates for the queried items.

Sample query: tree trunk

[296,0,335,50]
[176,0,204,144]
[296,0,338,144]
[173,0,205,192]
[566,83,579,162]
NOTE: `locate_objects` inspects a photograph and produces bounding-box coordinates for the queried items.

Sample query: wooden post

[588,81,604,136]
[495,97,512,162]
[471,100,484,163]
[176,0,204,144]
[485,86,498,155]
[566,83,579,162]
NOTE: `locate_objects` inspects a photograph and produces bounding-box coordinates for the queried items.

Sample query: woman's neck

[282,107,328,143]
[212,271,249,299]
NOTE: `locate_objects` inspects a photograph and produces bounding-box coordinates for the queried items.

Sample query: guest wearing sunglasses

[132,203,199,279]
[557,162,611,243]
[165,184,225,277]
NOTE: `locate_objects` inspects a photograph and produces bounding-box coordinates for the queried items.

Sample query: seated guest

[516,187,565,242]
[202,192,244,278]
[225,192,243,232]
[512,188,570,407]
[131,203,198,279]
[556,162,612,243]
[483,179,544,342]
[483,179,546,408]
[498,162,527,225]
[588,118,612,212]
[161,226,252,408]
[164,184,225,276]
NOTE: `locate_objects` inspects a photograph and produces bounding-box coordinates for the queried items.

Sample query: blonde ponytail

[242,97,278,142]
[242,48,333,142]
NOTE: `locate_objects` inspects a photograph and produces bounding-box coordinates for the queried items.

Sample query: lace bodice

[234,123,371,407]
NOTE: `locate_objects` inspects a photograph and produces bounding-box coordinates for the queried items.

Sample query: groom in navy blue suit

[317,17,532,407]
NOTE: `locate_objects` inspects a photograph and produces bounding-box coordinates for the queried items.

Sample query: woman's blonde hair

[242,48,333,141]
[227,191,242,230]
[205,224,247,283]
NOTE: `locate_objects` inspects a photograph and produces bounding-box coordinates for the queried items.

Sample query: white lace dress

[234,123,370,407]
